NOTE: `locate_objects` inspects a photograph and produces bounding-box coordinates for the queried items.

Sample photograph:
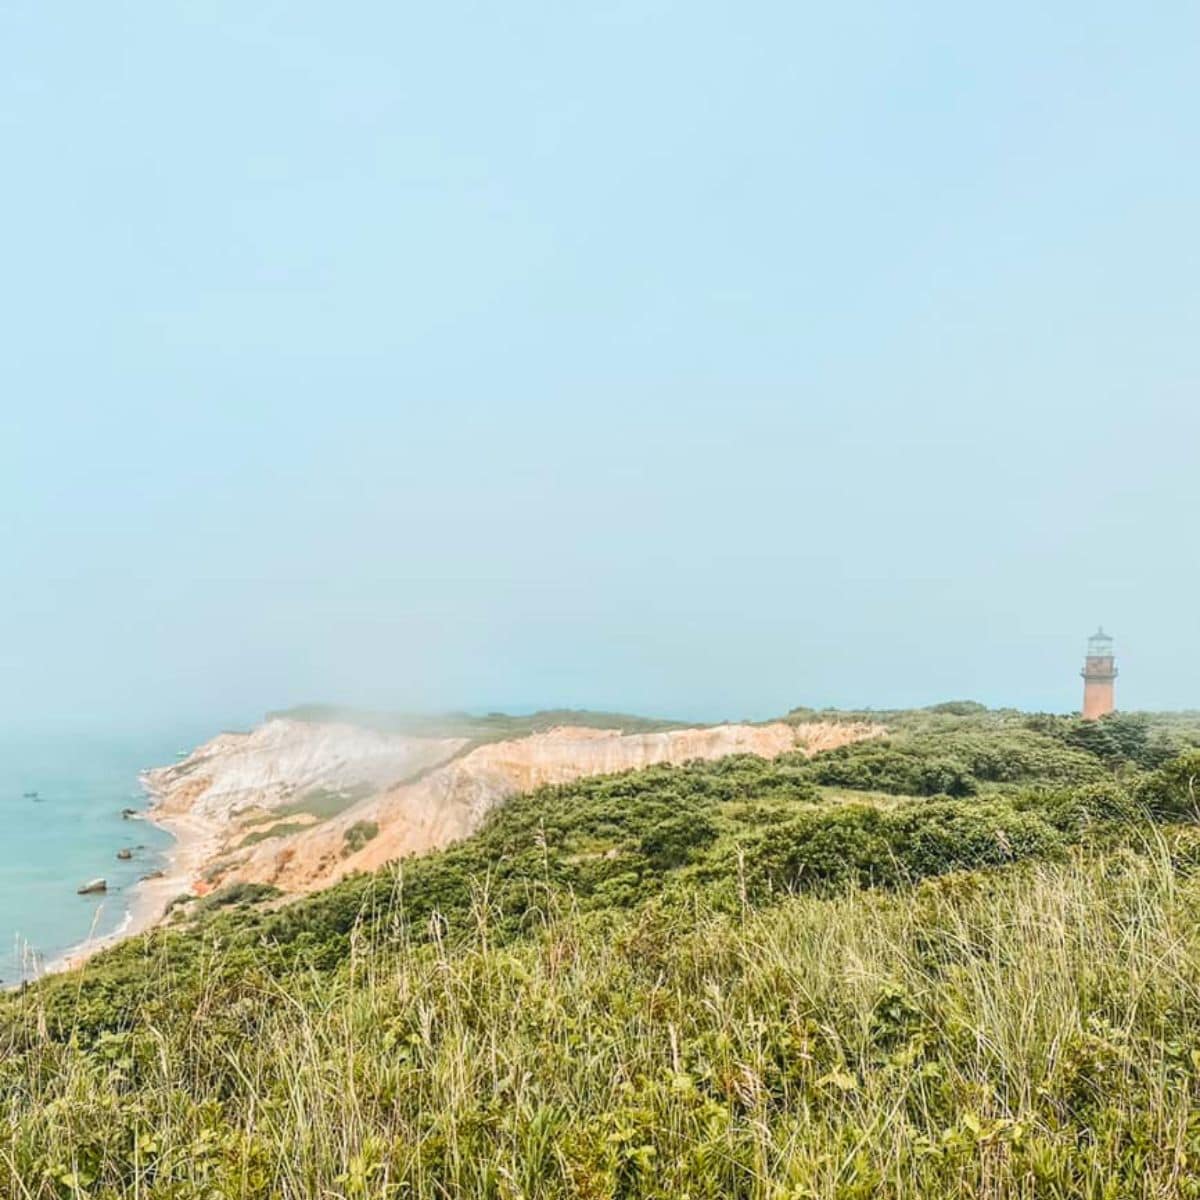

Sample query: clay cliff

[141,716,883,900]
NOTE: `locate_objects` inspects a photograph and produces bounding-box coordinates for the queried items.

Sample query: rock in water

[77,878,107,895]
[116,848,133,861]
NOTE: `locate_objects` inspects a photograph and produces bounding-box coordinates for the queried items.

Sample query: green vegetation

[343,820,380,855]
[6,707,1200,1197]
[274,783,376,822]
[191,881,282,916]
[804,727,1105,796]
[237,787,379,851]
[236,820,312,850]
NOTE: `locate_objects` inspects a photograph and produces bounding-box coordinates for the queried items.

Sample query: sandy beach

[44,808,221,976]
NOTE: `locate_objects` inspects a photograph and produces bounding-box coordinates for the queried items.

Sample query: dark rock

[116,848,133,861]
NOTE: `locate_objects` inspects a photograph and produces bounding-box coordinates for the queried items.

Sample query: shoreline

[42,800,222,978]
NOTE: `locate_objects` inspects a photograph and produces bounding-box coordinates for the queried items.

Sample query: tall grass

[4,842,1200,1197]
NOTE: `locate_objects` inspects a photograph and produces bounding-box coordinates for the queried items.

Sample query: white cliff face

[141,717,885,900]
[141,718,469,823]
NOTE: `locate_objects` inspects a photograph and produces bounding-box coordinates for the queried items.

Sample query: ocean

[0,730,185,985]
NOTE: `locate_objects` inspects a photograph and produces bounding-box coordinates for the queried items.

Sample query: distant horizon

[10,686,1198,745]
[274,696,1200,721]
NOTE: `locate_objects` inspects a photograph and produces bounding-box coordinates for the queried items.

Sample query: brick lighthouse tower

[1081,628,1117,720]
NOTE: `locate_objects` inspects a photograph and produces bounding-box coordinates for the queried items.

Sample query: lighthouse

[1081,628,1117,720]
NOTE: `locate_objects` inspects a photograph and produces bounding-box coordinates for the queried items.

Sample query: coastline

[24,717,884,983]
[44,804,220,977]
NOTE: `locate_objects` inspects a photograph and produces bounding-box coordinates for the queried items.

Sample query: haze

[3,2,1198,734]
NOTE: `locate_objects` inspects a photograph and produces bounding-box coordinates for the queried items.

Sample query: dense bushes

[742,798,1066,898]
[803,740,975,795]
[802,727,1103,796]
[1025,711,1185,769]
[1136,751,1200,820]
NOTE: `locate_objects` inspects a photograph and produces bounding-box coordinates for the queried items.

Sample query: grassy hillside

[5,707,1200,1197]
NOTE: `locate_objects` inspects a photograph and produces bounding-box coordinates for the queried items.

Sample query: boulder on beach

[77,878,107,895]
[140,869,164,882]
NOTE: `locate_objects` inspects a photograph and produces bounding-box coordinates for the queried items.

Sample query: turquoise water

[0,731,186,984]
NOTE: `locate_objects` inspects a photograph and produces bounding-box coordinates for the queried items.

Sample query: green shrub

[637,812,718,869]
[1063,713,1183,768]
[193,881,281,915]
[742,797,1064,898]
[343,820,380,855]
[1136,752,1200,820]
[805,741,976,795]
[805,727,1105,796]
[1025,780,1136,832]
[237,820,310,849]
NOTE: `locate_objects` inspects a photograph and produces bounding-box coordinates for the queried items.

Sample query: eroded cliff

[142,716,884,900]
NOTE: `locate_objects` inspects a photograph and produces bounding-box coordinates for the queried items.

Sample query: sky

[2,1,1199,733]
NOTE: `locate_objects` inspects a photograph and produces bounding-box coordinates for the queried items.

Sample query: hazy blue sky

[3,1,1198,732]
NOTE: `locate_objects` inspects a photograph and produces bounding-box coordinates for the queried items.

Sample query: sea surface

[0,730,191,984]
